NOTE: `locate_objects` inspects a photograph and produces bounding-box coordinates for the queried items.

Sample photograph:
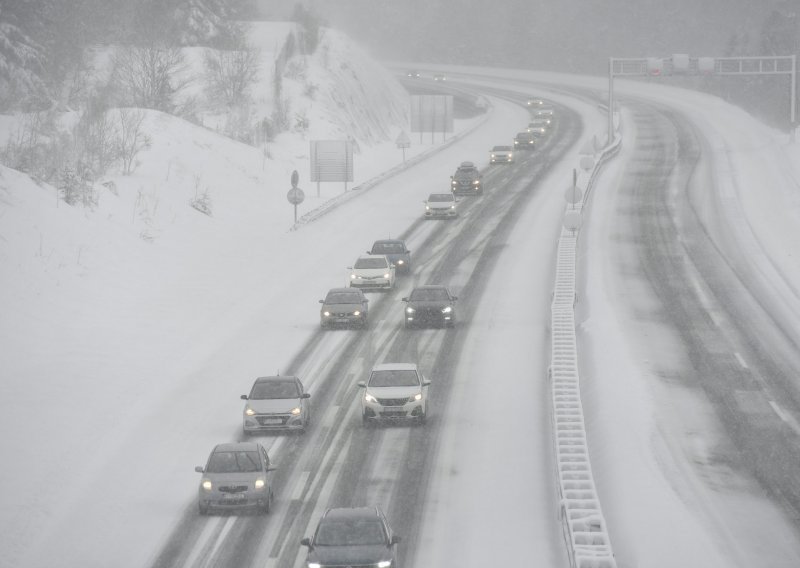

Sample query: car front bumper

[244,413,306,432]
[350,279,392,289]
[363,399,425,421]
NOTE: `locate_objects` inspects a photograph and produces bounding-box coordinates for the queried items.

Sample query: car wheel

[242,429,251,437]
[362,413,371,426]
[199,503,208,516]
[418,411,427,425]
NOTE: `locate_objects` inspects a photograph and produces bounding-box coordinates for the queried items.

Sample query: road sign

[287,187,305,205]
[291,170,299,188]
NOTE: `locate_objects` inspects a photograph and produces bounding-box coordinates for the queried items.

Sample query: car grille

[378,397,410,406]
[256,415,289,425]
[219,485,248,493]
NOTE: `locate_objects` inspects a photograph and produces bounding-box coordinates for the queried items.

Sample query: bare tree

[111,44,192,113]
[203,38,261,107]
[118,108,150,175]
[74,100,118,177]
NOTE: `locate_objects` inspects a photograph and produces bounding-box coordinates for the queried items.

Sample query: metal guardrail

[550,130,621,568]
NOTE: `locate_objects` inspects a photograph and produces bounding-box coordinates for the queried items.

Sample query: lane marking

[768,400,800,437]
[734,352,748,369]
[291,470,311,501]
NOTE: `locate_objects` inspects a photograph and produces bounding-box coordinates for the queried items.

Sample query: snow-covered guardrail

[550,131,621,568]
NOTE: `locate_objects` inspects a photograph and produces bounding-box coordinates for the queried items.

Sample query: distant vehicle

[532,105,555,118]
[241,375,311,434]
[194,442,276,515]
[348,254,396,291]
[301,506,401,568]
[450,161,483,195]
[514,131,536,150]
[424,192,458,219]
[433,73,446,81]
[368,239,411,274]
[402,284,457,328]
[527,98,545,107]
[358,363,430,424]
[406,70,420,78]
[527,119,549,137]
[319,287,369,329]
[490,145,514,164]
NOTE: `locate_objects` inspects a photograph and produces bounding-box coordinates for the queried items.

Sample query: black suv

[403,285,457,328]
[301,506,400,568]
[368,239,412,274]
[514,131,536,150]
[450,161,483,195]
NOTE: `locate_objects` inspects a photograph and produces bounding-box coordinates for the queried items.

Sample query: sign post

[396,131,411,162]
[287,169,305,224]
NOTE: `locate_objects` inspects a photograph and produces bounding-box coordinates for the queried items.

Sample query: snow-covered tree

[0,4,48,110]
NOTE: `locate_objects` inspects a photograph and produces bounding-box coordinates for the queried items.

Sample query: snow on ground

[2,36,800,568]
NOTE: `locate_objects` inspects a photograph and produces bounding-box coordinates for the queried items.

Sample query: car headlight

[406,307,415,314]
[322,310,330,317]
[396,260,404,265]
[202,480,212,491]
[450,205,455,209]
[254,478,265,490]
[473,180,480,185]
[365,392,378,403]
[426,205,431,210]
[290,407,301,415]
[308,564,321,568]
[353,310,361,316]
[245,406,255,416]
[377,561,392,568]
[442,306,452,313]
[350,273,356,279]
[411,392,422,402]
[491,154,496,158]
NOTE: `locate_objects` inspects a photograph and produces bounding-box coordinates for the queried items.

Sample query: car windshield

[369,369,420,387]
[410,288,449,301]
[315,519,387,546]
[250,380,300,399]
[428,194,453,202]
[326,292,363,304]
[493,146,511,151]
[354,258,387,269]
[207,450,261,473]
[372,243,404,254]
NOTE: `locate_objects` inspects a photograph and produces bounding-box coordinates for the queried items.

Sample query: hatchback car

[301,506,401,568]
[490,145,514,164]
[320,287,369,329]
[368,239,412,274]
[402,285,457,328]
[514,131,536,150]
[358,362,430,424]
[527,119,549,137]
[424,192,458,219]
[348,254,396,291]
[241,375,311,434]
[194,442,275,515]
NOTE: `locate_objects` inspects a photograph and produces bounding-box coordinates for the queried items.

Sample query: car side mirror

[194,466,204,473]
[401,297,408,302]
[267,466,277,472]
[452,296,458,301]
[423,380,431,386]
[391,535,401,545]
[302,393,311,399]
[357,381,366,388]
[300,537,312,548]
[319,299,324,304]
[240,394,248,400]
[366,250,371,254]
[346,266,353,270]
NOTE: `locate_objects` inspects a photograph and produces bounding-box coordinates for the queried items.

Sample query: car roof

[322,506,381,521]
[458,161,476,168]
[326,287,361,294]
[429,193,454,198]
[254,375,299,384]
[213,441,261,452]
[412,284,448,291]
[371,362,418,372]
[357,254,389,261]
[372,238,406,246]
[492,145,511,149]
[517,132,533,137]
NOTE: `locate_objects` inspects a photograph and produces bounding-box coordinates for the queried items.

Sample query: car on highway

[402,284,457,328]
[301,506,401,568]
[527,98,545,108]
[368,239,412,274]
[241,375,311,434]
[532,105,555,118]
[490,145,514,164]
[514,131,536,150]
[424,192,458,219]
[194,441,276,515]
[433,73,446,81]
[319,287,369,329]
[406,70,420,78]
[348,254,396,291]
[527,118,549,137]
[450,160,483,195]
[358,362,430,424]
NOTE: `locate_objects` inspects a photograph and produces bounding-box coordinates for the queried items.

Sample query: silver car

[348,254,396,291]
[424,192,458,219]
[241,376,311,434]
[194,442,276,515]
[358,363,430,425]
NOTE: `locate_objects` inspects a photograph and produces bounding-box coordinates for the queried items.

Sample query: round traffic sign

[563,210,582,231]
[564,185,583,204]
[287,187,305,205]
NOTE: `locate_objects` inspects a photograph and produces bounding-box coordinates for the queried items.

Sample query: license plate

[335,318,350,323]
[223,493,245,500]
[263,418,283,425]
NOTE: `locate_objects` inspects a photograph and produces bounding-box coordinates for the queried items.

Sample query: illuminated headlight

[411,393,422,402]
[450,205,455,209]
[308,564,321,568]
[322,310,331,317]
[451,180,457,186]
[508,153,513,158]
[377,561,392,568]
[245,407,256,416]
[290,407,301,415]
[353,310,361,316]
[426,205,431,210]
[350,273,357,279]
[442,306,452,314]
[406,307,415,314]
[365,392,378,403]
[202,480,212,491]
[254,478,265,490]
[491,154,496,158]
[396,260,404,265]
[383,273,390,279]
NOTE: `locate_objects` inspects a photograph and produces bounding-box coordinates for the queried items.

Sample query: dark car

[368,239,412,274]
[194,442,276,515]
[241,375,311,434]
[450,161,483,195]
[403,285,457,328]
[301,506,400,568]
[514,131,536,150]
[320,287,369,328]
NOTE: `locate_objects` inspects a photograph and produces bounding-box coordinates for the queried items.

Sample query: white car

[424,192,458,219]
[348,254,396,291]
[358,363,430,424]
